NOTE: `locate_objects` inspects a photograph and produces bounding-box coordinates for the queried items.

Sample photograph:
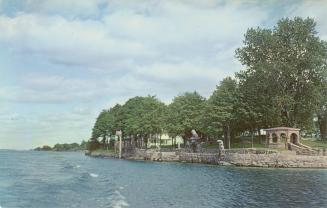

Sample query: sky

[0,0,327,149]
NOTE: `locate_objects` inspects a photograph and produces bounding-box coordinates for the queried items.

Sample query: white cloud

[0,0,269,72]
[0,13,155,70]
[0,0,267,104]
[0,74,104,102]
[1,0,107,18]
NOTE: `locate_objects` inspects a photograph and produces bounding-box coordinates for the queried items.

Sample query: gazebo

[265,127,300,149]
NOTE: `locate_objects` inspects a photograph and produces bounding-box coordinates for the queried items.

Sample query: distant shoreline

[34,142,87,152]
[34,149,85,152]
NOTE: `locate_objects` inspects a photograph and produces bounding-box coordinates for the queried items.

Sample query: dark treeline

[35,141,88,151]
[90,17,327,150]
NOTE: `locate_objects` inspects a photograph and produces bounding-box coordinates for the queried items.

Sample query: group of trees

[235,17,327,138]
[90,17,327,150]
[35,141,88,151]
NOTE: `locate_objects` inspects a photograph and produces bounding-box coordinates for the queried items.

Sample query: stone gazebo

[265,127,300,149]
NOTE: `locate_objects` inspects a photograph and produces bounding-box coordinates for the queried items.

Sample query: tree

[91,110,111,147]
[236,17,327,131]
[317,83,327,141]
[141,96,167,147]
[166,91,206,145]
[118,96,167,148]
[198,101,223,141]
[109,104,124,136]
[205,77,240,148]
[236,68,281,130]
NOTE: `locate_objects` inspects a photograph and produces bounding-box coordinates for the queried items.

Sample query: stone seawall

[86,149,327,168]
[127,149,180,161]
[226,152,327,168]
[86,150,117,158]
[179,152,222,164]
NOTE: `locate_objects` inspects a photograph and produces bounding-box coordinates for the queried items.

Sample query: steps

[287,142,324,156]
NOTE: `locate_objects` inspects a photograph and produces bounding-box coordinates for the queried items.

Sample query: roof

[264,127,300,131]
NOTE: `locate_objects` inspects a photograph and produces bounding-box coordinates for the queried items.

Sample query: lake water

[0,150,327,208]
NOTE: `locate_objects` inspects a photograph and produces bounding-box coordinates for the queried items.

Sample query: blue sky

[0,0,327,149]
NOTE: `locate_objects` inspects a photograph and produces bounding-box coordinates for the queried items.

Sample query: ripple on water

[1,151,327,208]
[89,173,99,178]
[110,190,129,208]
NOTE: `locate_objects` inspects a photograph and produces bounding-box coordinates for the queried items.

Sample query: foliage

[89,17,327,148]
[34,145,52,151]
[91,96,167,148]
[35,141,87,151]
[236,17,327,130]
[203,77,240,147]
[166,92,206,141]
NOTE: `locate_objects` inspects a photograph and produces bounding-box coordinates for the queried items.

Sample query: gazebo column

[276,134,280,143]
[295,132,300,144]
[267,133,272,144]
[297,132,300,144]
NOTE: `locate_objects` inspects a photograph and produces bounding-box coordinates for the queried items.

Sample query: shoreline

[85,148,327,169]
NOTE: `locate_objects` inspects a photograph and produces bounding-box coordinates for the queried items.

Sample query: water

[0,150,327,208]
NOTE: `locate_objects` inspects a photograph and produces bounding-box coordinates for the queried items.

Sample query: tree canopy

[90,17,327,150]
[236,17,327,130]
[166,91,206,141]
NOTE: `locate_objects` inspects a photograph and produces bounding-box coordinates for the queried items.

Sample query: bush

[87,140,101,151]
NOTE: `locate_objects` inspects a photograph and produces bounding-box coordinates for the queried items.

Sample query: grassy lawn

[202,143,219,149]
[231,143,265,149]
[149,144,177,148]
[202,142,266,149]
[301,139,327,149]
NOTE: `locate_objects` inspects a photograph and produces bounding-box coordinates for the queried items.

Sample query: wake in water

[110,190,129,208]
[89,173,98,178]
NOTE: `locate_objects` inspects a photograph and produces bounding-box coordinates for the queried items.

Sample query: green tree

[166,91,206,145]
[109,104,124,136]
[118,96,167,148]
[317,84,327,141]
[91,110,111,147]
[236,17,327,130]
[205,77,240,148]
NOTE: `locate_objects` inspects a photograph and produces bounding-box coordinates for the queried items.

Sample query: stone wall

[127,149,180,162]
[87,150,117,158]
[87,148,327,168]
[179,152,222,164]
[225,151,327,168]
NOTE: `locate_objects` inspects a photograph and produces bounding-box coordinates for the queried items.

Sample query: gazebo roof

[264,127,300,132]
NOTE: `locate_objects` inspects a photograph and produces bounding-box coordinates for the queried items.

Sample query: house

[147,134,184,148]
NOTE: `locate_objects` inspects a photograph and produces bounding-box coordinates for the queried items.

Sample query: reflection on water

[0,150,327,208]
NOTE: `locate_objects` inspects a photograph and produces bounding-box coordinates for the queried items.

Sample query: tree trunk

[319,115,327,141]
[183,136,186,148]
[102,136,106,149]
[223,125,230,149]
[145,136,148,150]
